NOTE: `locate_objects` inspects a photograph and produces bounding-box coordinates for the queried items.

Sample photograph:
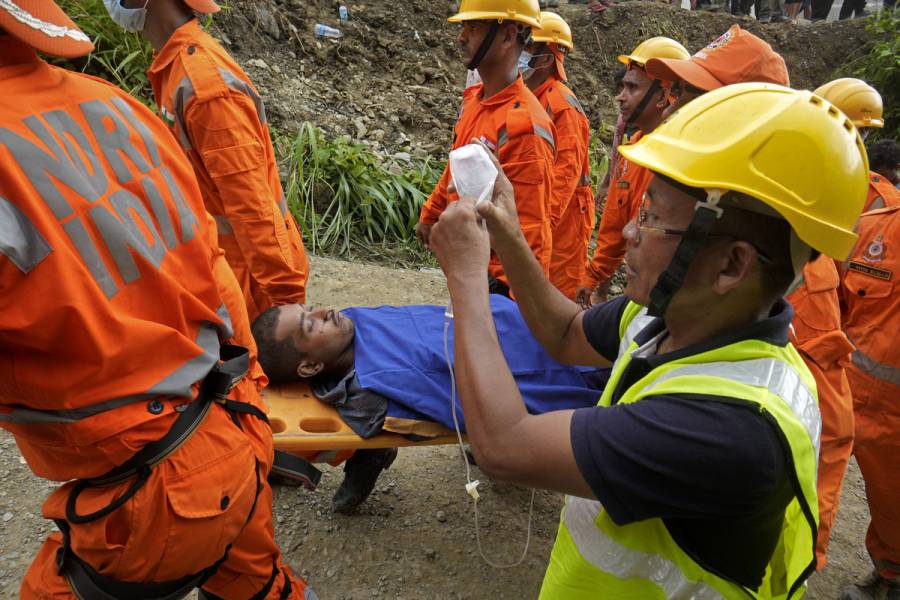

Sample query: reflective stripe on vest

[644,358,821,456]
[534,124,555,153]
[0,304,232,425]
[562,496,726,599]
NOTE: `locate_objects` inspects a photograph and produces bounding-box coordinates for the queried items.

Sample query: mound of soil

[209,0,871,157]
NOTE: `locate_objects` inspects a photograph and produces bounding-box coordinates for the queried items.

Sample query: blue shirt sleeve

[569,395,787,525]
[581,296,630,362]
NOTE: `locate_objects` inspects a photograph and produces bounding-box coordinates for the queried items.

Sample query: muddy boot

[841,571,900,600]
[332,448,398,514]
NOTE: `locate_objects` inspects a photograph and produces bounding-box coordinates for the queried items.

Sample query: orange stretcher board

[265,381,462,453]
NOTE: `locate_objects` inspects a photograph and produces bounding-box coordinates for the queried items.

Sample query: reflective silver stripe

[851,347,900,386]
[645,358,821,456]
[497,126,509,150]
[564,93,587,117]
[216,302,234,340]
[170,76,196,151]
[0,0,91,43]
[218,68,268,124]
[563,496,726,599]
[278,192,288,217]
[212,214,233,235]
[578,174,591,187]
[0,195,51,273]
[0,322,221,424]
[533,124,555,152]
[617,306,654,359]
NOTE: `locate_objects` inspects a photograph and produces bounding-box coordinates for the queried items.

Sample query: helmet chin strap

[467,21,501,71]
[646,188,725,318]
[625,77,662,125]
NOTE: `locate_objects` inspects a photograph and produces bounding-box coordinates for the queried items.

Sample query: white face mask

[517,50,535,80]
[103,0,150,33]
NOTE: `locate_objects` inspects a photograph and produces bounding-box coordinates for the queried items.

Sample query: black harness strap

[466,21,500,71]
[647,198,724,317]
[626,78,662,125]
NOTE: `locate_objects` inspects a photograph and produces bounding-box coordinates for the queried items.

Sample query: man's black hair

[868,138,900,178]
[251,306,306,384]
[612,64,627,94]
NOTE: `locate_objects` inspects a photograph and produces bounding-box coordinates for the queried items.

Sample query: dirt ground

[208,0,872,157]
[0,256,877,598]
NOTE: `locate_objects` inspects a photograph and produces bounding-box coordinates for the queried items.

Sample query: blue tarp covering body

[341,295,607,433]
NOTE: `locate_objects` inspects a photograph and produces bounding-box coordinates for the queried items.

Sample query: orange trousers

[549,187,595,301]
[20,403,312,599]
[849,365,900,581]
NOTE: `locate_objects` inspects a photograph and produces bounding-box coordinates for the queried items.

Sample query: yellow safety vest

[540,302,820,599]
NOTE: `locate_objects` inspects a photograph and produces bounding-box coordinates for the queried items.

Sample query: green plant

[850,8,900,139]
[54,0,155,106]
[280,123,442,262]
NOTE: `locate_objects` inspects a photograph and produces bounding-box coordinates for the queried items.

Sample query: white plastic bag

[449,143,498,207]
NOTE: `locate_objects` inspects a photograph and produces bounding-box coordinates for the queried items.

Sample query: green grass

[853,9,900,140]
[54,0,155,107]
[278,123,443,266]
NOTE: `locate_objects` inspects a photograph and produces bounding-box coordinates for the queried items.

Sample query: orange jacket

[148,19,308,321]
[0,38,239,480]
[865,171,900,212]
[532,76,595,299]
[420,76,556,284]
[582,130,653,289]
[840,204,900,386]
[786,255,854,566]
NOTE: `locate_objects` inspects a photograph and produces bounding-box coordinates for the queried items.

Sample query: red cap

[0,0,93,58]
[645,25,789,91]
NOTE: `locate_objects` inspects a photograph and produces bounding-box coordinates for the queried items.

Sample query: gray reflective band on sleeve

[171,76,196,151]
[850,345,900,386]
[497,126,508,150]
[216,302,234,340]
[533,124,555,152]
[218,68,268,125]
[565,93,587,117]
[0,321,221,424]
[0,195,51,273]
[212,214,233,235]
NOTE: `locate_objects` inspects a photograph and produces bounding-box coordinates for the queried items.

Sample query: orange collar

[531,73,560,101]
[148,18,203,76]
[475,75,530,107]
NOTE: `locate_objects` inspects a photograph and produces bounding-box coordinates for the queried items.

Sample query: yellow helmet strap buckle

[647,188,724,317]
[467,20,501,71]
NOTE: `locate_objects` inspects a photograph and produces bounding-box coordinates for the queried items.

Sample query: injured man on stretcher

[251,294,609,440]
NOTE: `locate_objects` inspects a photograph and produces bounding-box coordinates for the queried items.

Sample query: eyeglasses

[635,197,774,265]
[634,202,691,245]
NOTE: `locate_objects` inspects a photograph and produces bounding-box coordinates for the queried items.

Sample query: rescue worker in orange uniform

[646,25,861,570]
[839,204,900,600]
[0,3,313,598]
[815,78,900,212]
[520,12,593,300]
[417,0,556,297]
[105,0,310,323]
[787,256,855,569]
[575,37,689,307]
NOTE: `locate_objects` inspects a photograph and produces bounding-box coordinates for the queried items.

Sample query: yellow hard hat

[618,37,690,68]
[620,83,869,259]
[448,0,542,28]
[531,11,572,50]
[814,78,884,129]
